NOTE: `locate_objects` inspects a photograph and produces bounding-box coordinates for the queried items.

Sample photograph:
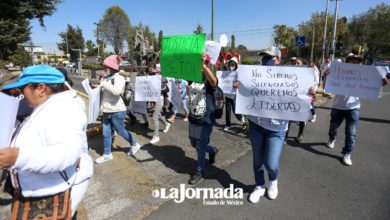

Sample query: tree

[9,46,32,67]
[0,0,62,27]
[85,40,98,56]
[157,30,163,51]
[98,6,131,54]
[236,44,248,56]
[57,24,85,62]
[0,0,62,60]
[0,18,30,60]
[273,24,298,57]
[230,35,236,51]
[193,23,204,34]
[348,3,390,60]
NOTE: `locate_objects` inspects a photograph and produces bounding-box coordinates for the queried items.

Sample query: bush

[0,60,6,69]
[83,63,102,70]
[241,57,259,65]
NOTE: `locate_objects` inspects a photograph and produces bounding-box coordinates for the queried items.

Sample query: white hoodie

[101,73,127,113]
[10,89,90,197]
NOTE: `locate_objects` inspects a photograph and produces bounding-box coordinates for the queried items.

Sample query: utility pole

[30,41,34,65]
[94,22,100,58]
[321,0,330,64]
[310,23,316,63]
[330,0,341,61]
[211,0,214,41]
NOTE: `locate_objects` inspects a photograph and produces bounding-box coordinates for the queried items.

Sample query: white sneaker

[327,139,335,149]
[128,143,142,156]
[95,153,113,164]
[183,117,188,122]
[343,153,352,166]
[150,136,160,144]
[249,186,266,203]
[267,180,278,200]
[309,114,316,123]
[163,123,171,133]
[224,126,231,131]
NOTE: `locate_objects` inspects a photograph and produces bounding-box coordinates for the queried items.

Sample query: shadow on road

[359,117,390,124]
[287,140,343,163]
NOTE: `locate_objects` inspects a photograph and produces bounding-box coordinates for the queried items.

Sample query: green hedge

[83,63,102,70]
[241,57,260,65]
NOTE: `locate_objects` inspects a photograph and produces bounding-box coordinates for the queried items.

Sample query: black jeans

[225,97,243,127]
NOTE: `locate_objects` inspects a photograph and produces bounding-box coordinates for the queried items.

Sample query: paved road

[146,86,390,220]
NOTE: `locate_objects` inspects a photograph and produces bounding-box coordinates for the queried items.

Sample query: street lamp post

[321,0,330,65]
[71,48,82,76]
[330,0,342,61]
[94,22,100,58]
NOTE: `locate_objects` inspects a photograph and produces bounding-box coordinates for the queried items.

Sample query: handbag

[9,168,74,220]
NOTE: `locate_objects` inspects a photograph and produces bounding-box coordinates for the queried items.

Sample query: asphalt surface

[146,86,390,220]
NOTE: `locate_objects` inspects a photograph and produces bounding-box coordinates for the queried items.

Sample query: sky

[30,0,390,54]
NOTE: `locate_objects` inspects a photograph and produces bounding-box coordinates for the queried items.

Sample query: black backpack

[111,78,132,106]
[213,86,224,119]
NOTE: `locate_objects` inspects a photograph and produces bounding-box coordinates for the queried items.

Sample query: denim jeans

[328,108,360,154]
[189,124,215,173]
[173,97,189,115]
[103,111,136,154]
[153,98,169,137]
[225,97,243,127]
[248,120,286,186]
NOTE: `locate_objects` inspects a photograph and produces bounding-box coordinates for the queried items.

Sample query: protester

[95,55,142,164]
[188,53,218,185]
[149,76,171,144]
[326,53,388,166]
[0,65,92,218]
[167,79,189,122]
[223,57,245,131]
[321,56,331,95]
[234,47,315,203]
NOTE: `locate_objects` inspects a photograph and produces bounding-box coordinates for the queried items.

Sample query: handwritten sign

[325,62,386,100]
[135,75,161,102]
[160,34,206,82]
[217,71,238,94]
[168,80,182,110]
[81,78,101,124]
[131,100,147,114]
[235,65,314,121]
[205,41,222,65]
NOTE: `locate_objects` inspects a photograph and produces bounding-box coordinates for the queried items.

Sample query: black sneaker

[295,135,303,143]
[209,147,219,165]
[142,122,149,129]
[188,171,202,185]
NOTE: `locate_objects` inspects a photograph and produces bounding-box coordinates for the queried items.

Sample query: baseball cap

[345,53,363,63]
[3,65,65,90]
[259,46,281,58]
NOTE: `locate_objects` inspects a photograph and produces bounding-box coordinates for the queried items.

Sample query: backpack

[189,83,207,120]
[213,86,225,119]
[111,78,132,106]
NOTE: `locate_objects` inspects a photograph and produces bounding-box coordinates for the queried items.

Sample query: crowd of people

[0,45,388,219]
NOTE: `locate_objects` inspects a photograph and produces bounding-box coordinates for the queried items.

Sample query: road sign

[296,36,306,47]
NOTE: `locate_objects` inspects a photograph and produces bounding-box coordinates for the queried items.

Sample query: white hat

[259,46,281,58]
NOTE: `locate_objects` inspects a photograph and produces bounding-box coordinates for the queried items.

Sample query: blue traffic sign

[295,36,306,47]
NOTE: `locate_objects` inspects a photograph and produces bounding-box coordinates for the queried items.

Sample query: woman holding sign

[188,53,218,185]
[326,53,388,166]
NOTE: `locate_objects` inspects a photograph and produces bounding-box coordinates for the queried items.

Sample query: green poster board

[160,33,206,82]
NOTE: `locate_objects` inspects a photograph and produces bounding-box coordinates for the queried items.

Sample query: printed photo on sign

[217,71,238,95]
[205,41,222,65]
[325,62,387,100]
[168,80,182,110]
[235,65,314,121]
[135,75,161,102]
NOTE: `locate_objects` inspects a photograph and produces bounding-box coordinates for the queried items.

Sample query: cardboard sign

[205,41,222,65]
[236,65,314,121]
[160,34,206,82]
[325,62,386,100]
[216,71,238,94]
[135,75,161,102]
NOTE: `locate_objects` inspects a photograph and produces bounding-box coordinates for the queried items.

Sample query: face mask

[229,66,236,71]
[262,56,276,66]
[105,71,111,77]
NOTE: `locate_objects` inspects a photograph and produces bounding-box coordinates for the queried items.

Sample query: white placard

[82,78,101,124]
[325,62,386,100]
[135,75,161,102]
[236,65,314,121]
[205,41,222,65]
[132,101,147,114]
[217,71,238,94]
[168,80,182,110]
[0,93,20,148]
